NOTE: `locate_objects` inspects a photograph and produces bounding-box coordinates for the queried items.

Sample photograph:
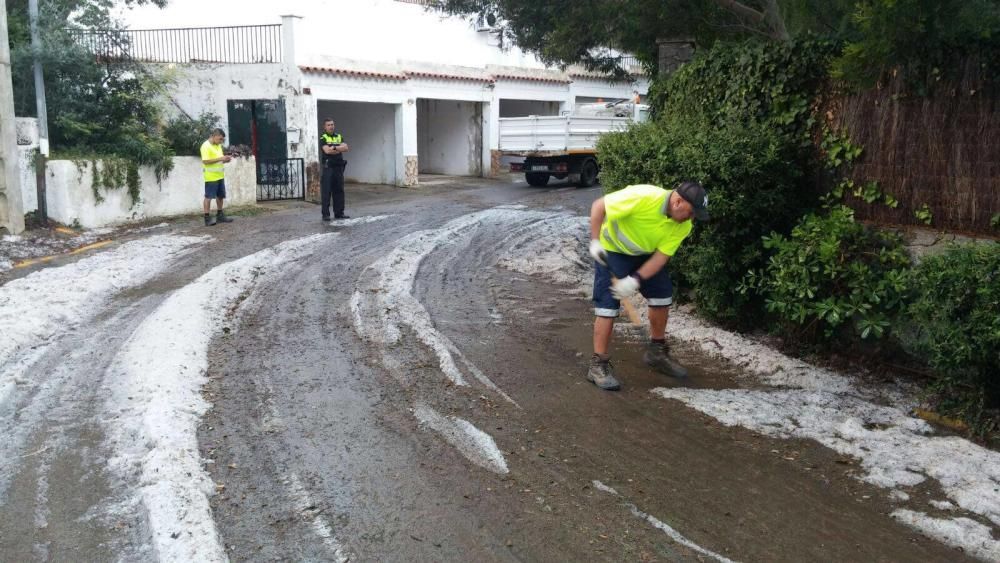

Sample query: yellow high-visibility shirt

[599,184,693,256]
[200,141,225,182]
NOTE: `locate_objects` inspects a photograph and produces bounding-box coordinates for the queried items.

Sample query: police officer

[320,118,350,221]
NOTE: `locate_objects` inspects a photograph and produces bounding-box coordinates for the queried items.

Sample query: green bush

[598,115,812,323]
[743,206,911,343]
[162,112,222,156]
[903,243,1000,432]
[596,120,670,192]
[595,39,840,325]
[652,38,837,149]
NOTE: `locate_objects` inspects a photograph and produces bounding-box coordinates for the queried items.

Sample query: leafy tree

[833,0,1000,90]
[780,0,856,37]
[6,0,173,176]
[433,0,853,74]
[434,0,1000,90]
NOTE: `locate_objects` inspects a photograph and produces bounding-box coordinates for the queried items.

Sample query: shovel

[611,275,643,326]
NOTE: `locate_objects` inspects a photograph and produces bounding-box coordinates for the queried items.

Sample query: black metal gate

[256,158,305,201]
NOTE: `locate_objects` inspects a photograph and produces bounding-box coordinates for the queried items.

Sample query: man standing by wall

[320,118,350,221]
[587,181,709,391]
[200,128,234,227]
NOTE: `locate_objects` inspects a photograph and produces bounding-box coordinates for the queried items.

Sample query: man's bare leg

[648,305,668,340]
[593,316,614,356]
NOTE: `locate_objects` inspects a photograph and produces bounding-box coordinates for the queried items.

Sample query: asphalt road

[0,177,982,562]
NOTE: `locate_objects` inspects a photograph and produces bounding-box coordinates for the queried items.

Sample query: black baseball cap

[676,181,709,221]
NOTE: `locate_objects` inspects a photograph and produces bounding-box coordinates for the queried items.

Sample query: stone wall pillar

[656,38,695,76]
[396,99,419,187]
[403,155,418,187]
[489,149,501,177]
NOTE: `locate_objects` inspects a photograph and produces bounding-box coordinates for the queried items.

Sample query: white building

[119,0,649,194]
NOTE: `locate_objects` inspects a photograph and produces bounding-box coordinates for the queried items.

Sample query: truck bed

[497,115,633,155]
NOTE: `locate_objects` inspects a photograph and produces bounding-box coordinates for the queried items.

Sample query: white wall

[317,100,398,185]
[18,146,36,213]
[16,118,38,213]
[495,99,561,172]
[39,157,256,229]
[494,80,571,105]
[15,119,259,221]
[157,63,312,163]
[417,99,482,176]
[499,99,561,117]
[488,80,572,152]
[568,76,650,111]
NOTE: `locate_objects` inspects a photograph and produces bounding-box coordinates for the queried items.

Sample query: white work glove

[611,275,641,300]
[589,239,608,266]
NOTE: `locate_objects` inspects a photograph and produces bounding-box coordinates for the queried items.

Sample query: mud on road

[196,180,979,562]
[0,178,993,561]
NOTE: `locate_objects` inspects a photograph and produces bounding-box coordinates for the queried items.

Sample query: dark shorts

[593,251,673,317]
[204,179,226,199]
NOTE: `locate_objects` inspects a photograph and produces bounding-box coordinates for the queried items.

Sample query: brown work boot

[644,341,689,378]
[587,354,621,391]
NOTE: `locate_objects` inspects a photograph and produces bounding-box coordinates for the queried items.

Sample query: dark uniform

[320,131,347,219]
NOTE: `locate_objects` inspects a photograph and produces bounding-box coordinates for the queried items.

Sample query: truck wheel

[577,158,598,187]
[526,172,550,187]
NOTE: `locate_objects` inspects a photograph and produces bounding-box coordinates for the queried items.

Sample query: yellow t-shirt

[599,184,693,256]
[200,140,225,182]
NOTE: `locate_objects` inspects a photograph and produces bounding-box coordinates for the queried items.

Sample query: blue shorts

[593,252,673,317]
[204,179,226,199]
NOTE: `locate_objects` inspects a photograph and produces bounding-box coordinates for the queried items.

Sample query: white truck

[500,101,650,187]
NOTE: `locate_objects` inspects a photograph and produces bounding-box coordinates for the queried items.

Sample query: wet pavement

[0,176,989,561]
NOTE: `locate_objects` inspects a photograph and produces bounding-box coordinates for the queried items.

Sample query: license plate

[531,165,548,171]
